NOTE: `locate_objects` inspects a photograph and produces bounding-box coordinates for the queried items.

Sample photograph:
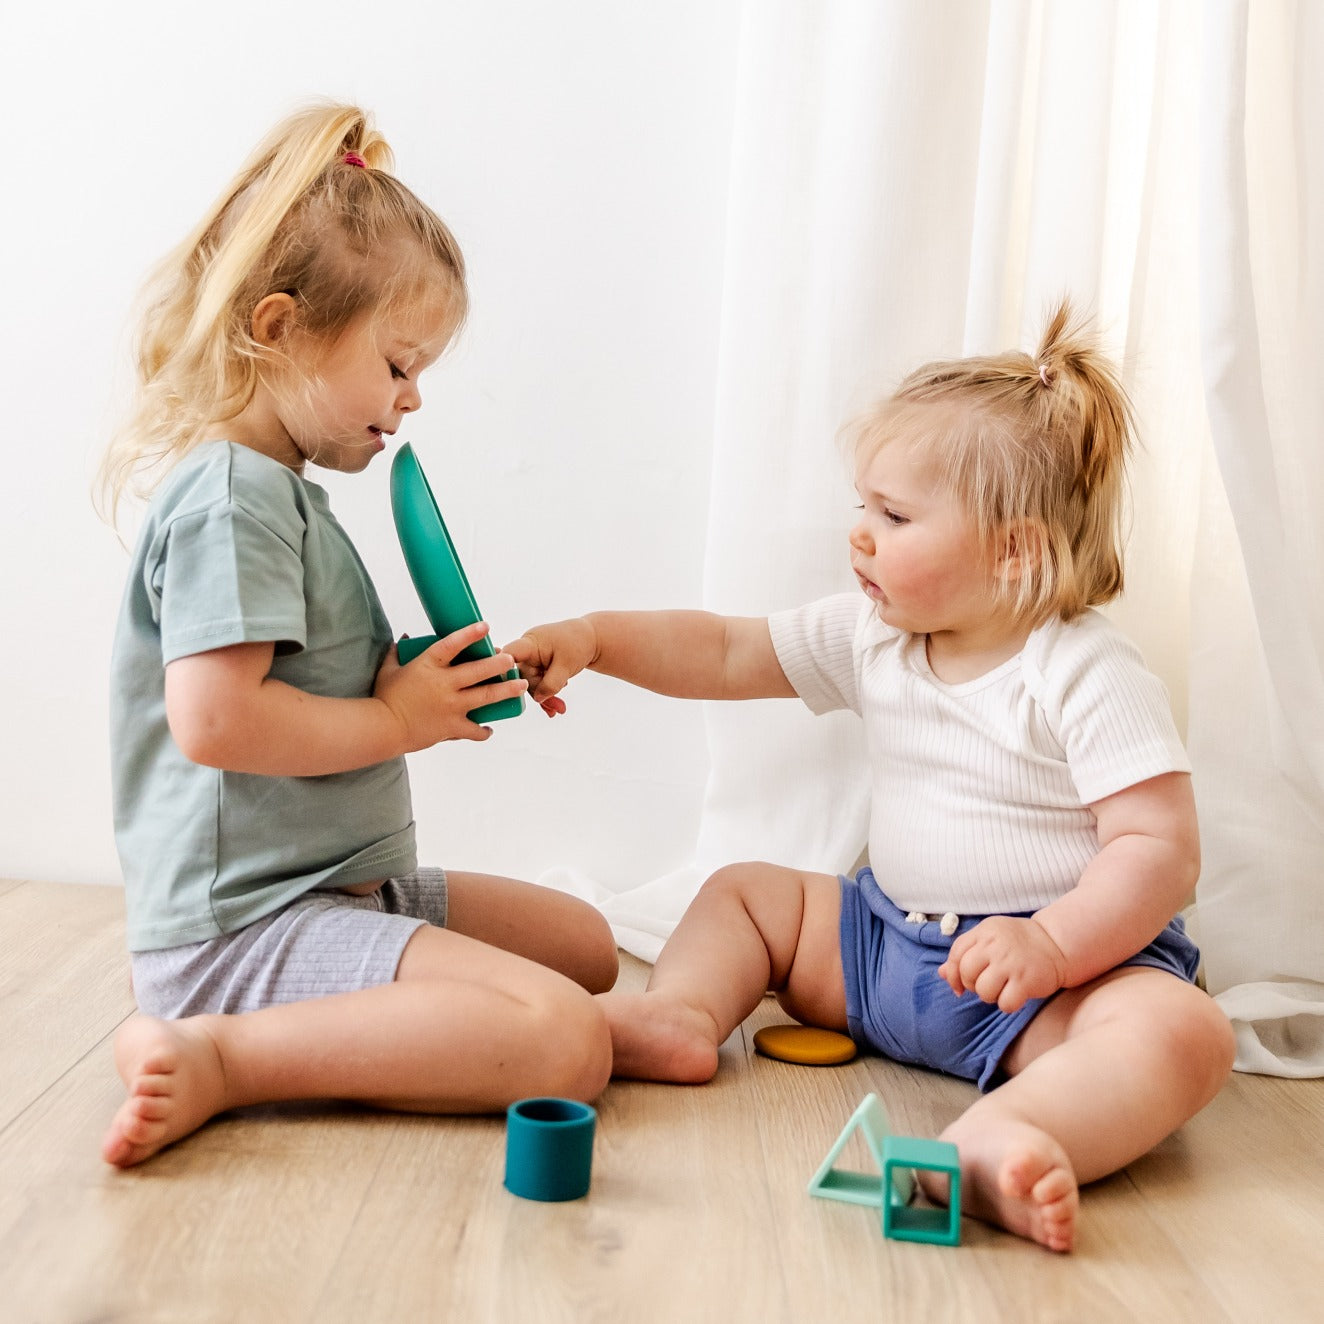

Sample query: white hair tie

[1038,363,1051,388]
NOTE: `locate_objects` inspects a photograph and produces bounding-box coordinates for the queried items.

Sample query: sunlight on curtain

[543,0,1323,1071]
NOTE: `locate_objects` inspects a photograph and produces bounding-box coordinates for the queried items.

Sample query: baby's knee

[1190,994,1237,1085]
[702,863,747,898]
[1161,986,1237,1099]
[701,860,777,902]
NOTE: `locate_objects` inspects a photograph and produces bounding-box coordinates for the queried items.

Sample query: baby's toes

[121,1101,167,1144]
[1034,1175,1078,1250]
[999,1149,1050,1200]
[130,1093,173,1123]
[1030,1164,1076,1208]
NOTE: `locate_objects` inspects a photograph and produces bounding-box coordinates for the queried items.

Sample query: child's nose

[398,380,422,413]
[849,521,873,554]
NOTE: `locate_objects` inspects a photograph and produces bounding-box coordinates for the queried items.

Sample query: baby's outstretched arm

[165,621,527,775]
[940,771,1200,1010]
[507,611,796,713]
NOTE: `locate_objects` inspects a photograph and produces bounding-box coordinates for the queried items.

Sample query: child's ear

[996,519,1045,582]
[249,292,300,348]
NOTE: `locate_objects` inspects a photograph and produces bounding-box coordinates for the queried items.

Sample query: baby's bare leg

[102,925,612,1167]
[933,968,1235,1251]
[600,862,847,1082]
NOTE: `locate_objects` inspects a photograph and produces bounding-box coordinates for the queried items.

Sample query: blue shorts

[839,867,1201,1092]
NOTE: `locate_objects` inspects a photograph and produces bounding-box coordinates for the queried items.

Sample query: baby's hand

[374,621,529,749]
[505,619,598,718]
[938,916,1068,1013]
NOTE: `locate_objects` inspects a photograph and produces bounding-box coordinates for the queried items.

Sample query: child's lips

[854,566,883,599]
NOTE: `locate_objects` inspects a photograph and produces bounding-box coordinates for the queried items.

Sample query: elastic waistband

[847,867,1014,949]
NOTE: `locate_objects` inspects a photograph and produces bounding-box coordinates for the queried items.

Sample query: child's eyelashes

[851,500,908,526]
[390,362,409,381]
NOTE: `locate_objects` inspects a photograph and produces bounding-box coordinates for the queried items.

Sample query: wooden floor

[3,879,1323,1323]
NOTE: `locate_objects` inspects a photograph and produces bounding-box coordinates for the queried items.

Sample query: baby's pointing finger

[503,634,536,662]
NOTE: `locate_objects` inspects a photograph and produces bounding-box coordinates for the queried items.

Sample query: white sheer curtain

[1188,1,1324,1075]
[544,0,1324,1076]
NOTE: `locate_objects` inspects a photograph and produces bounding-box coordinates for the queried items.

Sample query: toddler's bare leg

[599,862,847,1083]
[102,925,612,1167]
[931,967,1235,1252]
[446,871,620,993]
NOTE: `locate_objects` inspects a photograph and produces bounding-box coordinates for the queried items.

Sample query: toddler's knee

[582,911,620,995]
[536,984,612,1102]
[564,996,613,1102]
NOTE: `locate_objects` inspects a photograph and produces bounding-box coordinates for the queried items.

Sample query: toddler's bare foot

[931,1117,1079,1252]
[102,1014,229,1167]
[598,989,720,1083]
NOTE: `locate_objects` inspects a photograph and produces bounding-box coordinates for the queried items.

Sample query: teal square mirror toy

[390,443,524,724]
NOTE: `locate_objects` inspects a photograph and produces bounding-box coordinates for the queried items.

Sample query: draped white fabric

[540,0,1324,1076]
[1188,1,1324,1075]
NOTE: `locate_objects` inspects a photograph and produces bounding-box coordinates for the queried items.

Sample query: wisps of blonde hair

[98,101,468,525]
[848,299,1136,625]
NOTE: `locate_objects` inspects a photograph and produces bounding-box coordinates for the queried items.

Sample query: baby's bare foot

[932,1117,1079,1252]
[102,1014,229,1167]
[598,989,720,1083]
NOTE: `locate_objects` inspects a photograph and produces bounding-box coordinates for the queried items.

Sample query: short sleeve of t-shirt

[1028,614,1192,805]
[148,488,308,665]
[768,593,873,716]
[111,442,417,951]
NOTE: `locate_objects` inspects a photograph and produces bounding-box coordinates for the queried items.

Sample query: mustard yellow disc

[753,1025,857,1066]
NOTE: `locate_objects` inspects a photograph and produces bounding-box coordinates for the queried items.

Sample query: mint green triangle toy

[808,1093,961,1246]
[390,443,524,724]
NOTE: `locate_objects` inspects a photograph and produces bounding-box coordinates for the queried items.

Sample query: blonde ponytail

[99,102,466,524]
[849,298,1136,625]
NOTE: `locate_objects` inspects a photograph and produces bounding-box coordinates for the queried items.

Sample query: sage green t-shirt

[110,441,417,951]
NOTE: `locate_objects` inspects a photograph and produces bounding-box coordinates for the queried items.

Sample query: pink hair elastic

[342,152,367,168]
[1038,363,1051,387]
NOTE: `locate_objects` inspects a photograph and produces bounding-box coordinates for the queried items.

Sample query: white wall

[0,1,742,887]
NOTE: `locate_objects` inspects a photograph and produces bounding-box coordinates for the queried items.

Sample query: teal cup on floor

[504,1097,597,1202]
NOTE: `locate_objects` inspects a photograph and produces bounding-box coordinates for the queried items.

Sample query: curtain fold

[541,0,1324,1076]
[1187,0,1324,1074]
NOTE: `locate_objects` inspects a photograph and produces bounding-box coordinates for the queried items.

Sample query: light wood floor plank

[738,995,989,1321]
[311,955,793,1323]
[0,1052,417,1322]
[1122,1073,1324,1320]
[2,881,1323,1322]
[0,880,134,1127]
[740,1002,1225,1324]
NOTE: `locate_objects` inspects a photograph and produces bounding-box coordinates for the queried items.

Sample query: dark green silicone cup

[503,1097,596,1202]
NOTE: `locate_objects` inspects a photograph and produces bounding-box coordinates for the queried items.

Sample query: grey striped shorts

[129,869,448,1018]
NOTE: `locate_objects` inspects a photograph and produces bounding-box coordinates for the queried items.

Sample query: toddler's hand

[373,621,529,749]
[505,619,598,718]
[938,916,1068,1013]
